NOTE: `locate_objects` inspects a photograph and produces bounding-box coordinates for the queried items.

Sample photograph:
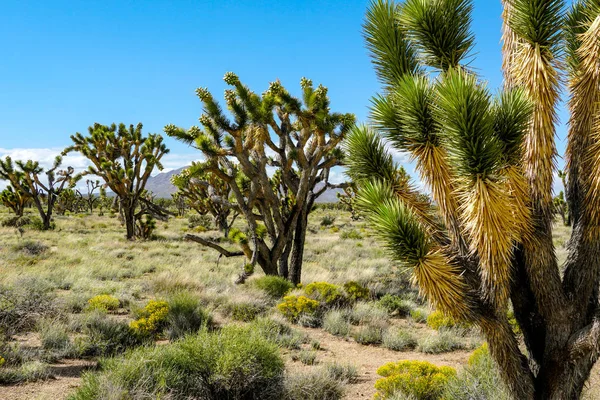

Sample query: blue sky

[0,0,568,189]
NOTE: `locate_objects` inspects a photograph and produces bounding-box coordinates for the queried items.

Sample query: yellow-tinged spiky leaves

[566,10,600,236]
[506,0,562,219]
[360,189,471,319]
[436,70,517,307]
[345,126,441,238]
[459,178,517,307]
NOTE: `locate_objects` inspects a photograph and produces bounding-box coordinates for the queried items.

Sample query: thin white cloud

[0,147,205,190]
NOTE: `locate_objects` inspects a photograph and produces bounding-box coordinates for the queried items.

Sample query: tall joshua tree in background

[166,73,355,284]
[347,0,600,398]
[0,156,75,229]
[65,123,169,239]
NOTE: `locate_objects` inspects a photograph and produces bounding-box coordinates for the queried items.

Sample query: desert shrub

[304,282,345,306]
[426,310,456,330]
[374,360,456,400]
[253,275,294,298]
[224,300,267,322]
[70,325,285,400]
[320,215,336,227]
[277,295,319,323]
[410,308,429,323]
[166,292,212,340]
[348,302,388,325]
[284,369,344,400]
[28,216,55,231]
[79,312,143,357]
[325,362,359,383]
[0,278,56,337]
[382,328,417,351]
[129,300,169,338]
[323,310,350,336]
[251,317,306,350]
[38,319,71,352]
[343,281,370,300]
[295,350,318,365]
[379,294,415,317]
[12,240,49,256]
[297,312,323,328]
[0,361,51,384]
[340,229,363,240]
[86,294,120,313]
[417,331,465,354]
[1,215,31,227]
[353,324,384,345]
[443,343,510,400]
[188,214,212,230]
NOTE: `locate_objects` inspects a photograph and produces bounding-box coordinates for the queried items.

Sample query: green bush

[325,362,359,383]
[250,317,306,350]
[443,343,510,400]
[86,294,120,312]
[379,294,415,317]
[348,302,388,325]
[352,324,383,345]
[340,229,363,240]
[277,295,320,322]
[70,325,285,400]
[417,331,465,354]
[224,300,267,322]
[0,278,56,337]
[410,308,429,323]
[78,312,143,357]
[284,369,344,400]
[38,319,71,352]
[0,361,51,384]
[166,292,212,340]
[253,275,294,298]
[374,360,456,400]
[295,350,318,365]
[343,281,370,300]
[304,282,345,306]
[426,310,456,330]
[320,215,336,227]
[323,310,351,336]
[382,328,417,351]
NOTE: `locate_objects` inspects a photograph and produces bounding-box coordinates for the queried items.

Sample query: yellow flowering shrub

[0,355,5,368]
[277,295,319,322]
[129,300,169,338]
[426,310,456,330]
[304,282,344,305]
[374,360,456,399]
[343,281,370,301]
[87,295,120,312]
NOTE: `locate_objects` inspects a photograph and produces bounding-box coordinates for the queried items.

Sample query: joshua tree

[65,123,169,239]
[0,185,30,217]
[84,179,102,214]
[0,156,75,229]
[166,74,355,284]
[171,162,237,237]
[346,0,600,398]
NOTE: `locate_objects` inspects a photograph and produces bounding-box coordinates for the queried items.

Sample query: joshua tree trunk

[122,199,137,240]
[289,196,314,285]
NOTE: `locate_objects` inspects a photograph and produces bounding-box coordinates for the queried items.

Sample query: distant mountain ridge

[145,167,342,202]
